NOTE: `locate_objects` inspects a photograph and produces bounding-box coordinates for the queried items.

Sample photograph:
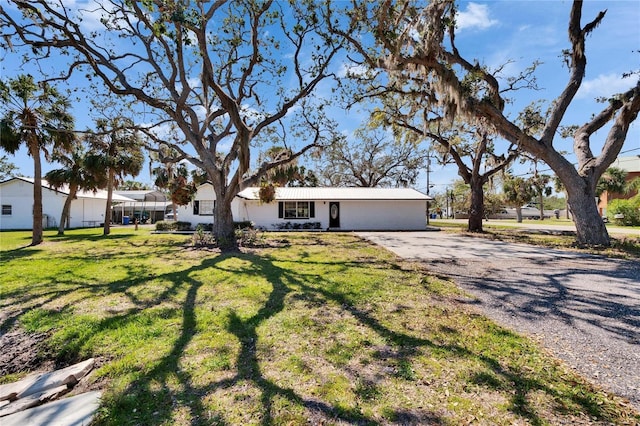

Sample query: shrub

[192,225,214,246]
[175,221,192,231]
[608,197,640,226]
[272,221,321,230]
[235,227,265,247]
[155,221,192,231]
[155,220,176,231]
[196,223,213,232]
[234,221,254,230]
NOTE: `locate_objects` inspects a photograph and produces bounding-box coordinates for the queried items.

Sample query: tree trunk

[29,141,43,246]
[58,183,78,235]
[468,180,484,232]
[213,196,236,249]
[566,183,610,246]
[515,206,523,223]
[103,168,114,236]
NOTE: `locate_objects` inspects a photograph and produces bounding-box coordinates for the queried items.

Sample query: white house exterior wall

[0,179,43,229]
[168,184,429,231]
[338,200,426,230]
[173,184,241,226]
[67,198,107,228]
[1,178,123,230]
[236,199,426,231]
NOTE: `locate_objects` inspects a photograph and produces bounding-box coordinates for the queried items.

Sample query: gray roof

[4,177,135,202]
[237,187,432,201]
[114,190,168,202]
[611,156,640,173]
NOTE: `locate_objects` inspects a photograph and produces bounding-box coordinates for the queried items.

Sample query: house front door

[329,202,340,228]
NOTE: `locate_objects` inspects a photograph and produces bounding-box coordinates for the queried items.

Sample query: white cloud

[337,63,370,78]
[54,1,110,32]
[577,73,636,99]
[456,3,498,31]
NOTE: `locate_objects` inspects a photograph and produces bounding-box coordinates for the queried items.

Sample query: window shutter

[278,202,283,218]
[310,202,315,218]
[193,200,199,215]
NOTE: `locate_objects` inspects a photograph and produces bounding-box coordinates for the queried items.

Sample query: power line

[512,148,640,178]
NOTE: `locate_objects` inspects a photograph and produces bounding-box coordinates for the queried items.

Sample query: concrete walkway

[358,231,640,411]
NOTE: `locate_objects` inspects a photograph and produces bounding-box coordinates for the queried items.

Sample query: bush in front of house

[192,224,214,246]
[197,223,213,232]
[155,221,193,231]
[176,221,192,231]
[608,197,640,226]
[234,221,254,230]
[273,221,321,230]
[155,220,175,231]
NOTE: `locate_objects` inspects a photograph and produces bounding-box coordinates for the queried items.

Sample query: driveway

[358,231,640,410]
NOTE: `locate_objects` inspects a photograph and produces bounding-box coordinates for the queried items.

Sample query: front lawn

[1,228,638,425]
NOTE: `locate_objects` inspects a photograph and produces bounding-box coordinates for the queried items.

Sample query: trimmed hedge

[155,221,192,231]
[156,221,253,232]
[234,221,254,230]
[273,221,322,230]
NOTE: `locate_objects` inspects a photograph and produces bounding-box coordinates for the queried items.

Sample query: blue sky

[1,1,639,193]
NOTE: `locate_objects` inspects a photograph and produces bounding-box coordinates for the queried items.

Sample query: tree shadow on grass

[3,236,632,425]
[95,253,386,425]
[98,250,606,425]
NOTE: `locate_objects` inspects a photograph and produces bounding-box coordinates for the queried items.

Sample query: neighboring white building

[175,183,431,231]
[0,177,135,230]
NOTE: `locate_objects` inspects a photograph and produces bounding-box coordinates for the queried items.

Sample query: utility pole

[445,188,449,219]
[426,155,431,225]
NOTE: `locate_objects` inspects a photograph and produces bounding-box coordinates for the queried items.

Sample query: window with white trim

[1,205,11,215]
[193,200,215,215]
[279,201,315,219]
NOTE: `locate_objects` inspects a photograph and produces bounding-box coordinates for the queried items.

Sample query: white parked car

[164,212,177,221]
[497,205,553,219]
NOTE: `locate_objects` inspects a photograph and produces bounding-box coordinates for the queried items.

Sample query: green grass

[1,228,638,425]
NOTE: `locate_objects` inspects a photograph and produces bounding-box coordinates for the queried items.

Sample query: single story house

[0,176,135,230]
[175,183,432,231]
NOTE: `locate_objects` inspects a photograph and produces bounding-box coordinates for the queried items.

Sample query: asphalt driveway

[358,231,640,411]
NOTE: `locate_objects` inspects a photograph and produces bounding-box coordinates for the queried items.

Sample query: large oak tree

[333,0,640,246]
[1,0,342,247]
[315,126,428,188]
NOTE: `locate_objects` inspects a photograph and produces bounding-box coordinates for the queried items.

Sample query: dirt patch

[0,329,53,378]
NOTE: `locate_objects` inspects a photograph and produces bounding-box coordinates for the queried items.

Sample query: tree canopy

[0,155,18,180]
[331,0,640,245]
[0,0,344,247]
[315,126,428,188]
